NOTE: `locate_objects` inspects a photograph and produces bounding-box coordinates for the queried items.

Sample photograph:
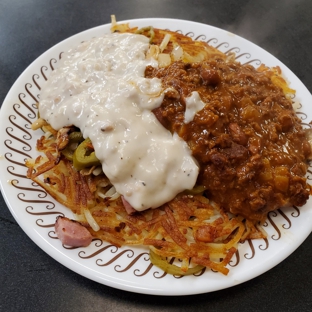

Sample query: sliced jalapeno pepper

[61,132,84,161]
[61,131,84,161]
[149,250,204,276]
[73,137,100,170]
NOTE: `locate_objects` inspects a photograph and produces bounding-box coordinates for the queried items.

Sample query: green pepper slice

[149,249,205,276]
[61,132,84,161]
[72,137,100,170]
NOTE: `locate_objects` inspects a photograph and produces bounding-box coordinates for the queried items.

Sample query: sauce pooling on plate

[39,33,198,211]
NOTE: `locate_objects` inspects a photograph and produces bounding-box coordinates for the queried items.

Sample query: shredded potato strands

[26,132,265,275]
[159,33,171,52]
[84,208,100,231]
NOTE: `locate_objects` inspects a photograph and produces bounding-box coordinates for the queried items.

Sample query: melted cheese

[39,33,198,211]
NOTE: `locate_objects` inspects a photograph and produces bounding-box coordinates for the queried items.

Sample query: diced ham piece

[121,196,137,215]
[55,216,92,247]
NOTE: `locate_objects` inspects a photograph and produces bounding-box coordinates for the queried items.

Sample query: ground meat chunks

[146,59,311,221]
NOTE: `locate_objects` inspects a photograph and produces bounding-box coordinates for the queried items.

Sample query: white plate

[1,18,312,296]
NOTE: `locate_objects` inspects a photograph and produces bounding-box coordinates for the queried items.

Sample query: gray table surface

[1,0,312,311]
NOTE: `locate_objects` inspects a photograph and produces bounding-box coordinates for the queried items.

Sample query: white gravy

[184,91,206,123]
[39,33,199,211]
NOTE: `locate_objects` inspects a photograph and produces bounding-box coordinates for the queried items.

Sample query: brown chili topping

[145,60,311,221]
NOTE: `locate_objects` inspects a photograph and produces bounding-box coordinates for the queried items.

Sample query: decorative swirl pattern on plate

[265,211,281,240]
[195,34,207,41]
[12,104,32,140]
[5,125,31,153]
[185,32,195,38]
[18,193,55,209]
[18,93,36,119]
[207,38,218,45]
[215,42,230,49]
[295,112,308,121]
[293,101,302,109]
[48,231,58,239]
[32,74,41,91]
[25,83,39,104]
[4,138,31,159]
[78,244,156,277]
[291,206,300,218]
[259,238,269,251]
[49,58,57,70]
[114,252,150,273]
[277,209,291,229]
[244,240,256,259]
[25,206,63,227]
[134,262,154,277]
[41,66,48,81]
[25,208,63,216]
[212,41,261,65]
[235,53,261,66]
[11,179,47,198]
[5,152,27,167]
[174,31,263,66]
[193,267,207,277]
[7,166,27,179]
[229,250,240,267]
[2,28,310,281]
